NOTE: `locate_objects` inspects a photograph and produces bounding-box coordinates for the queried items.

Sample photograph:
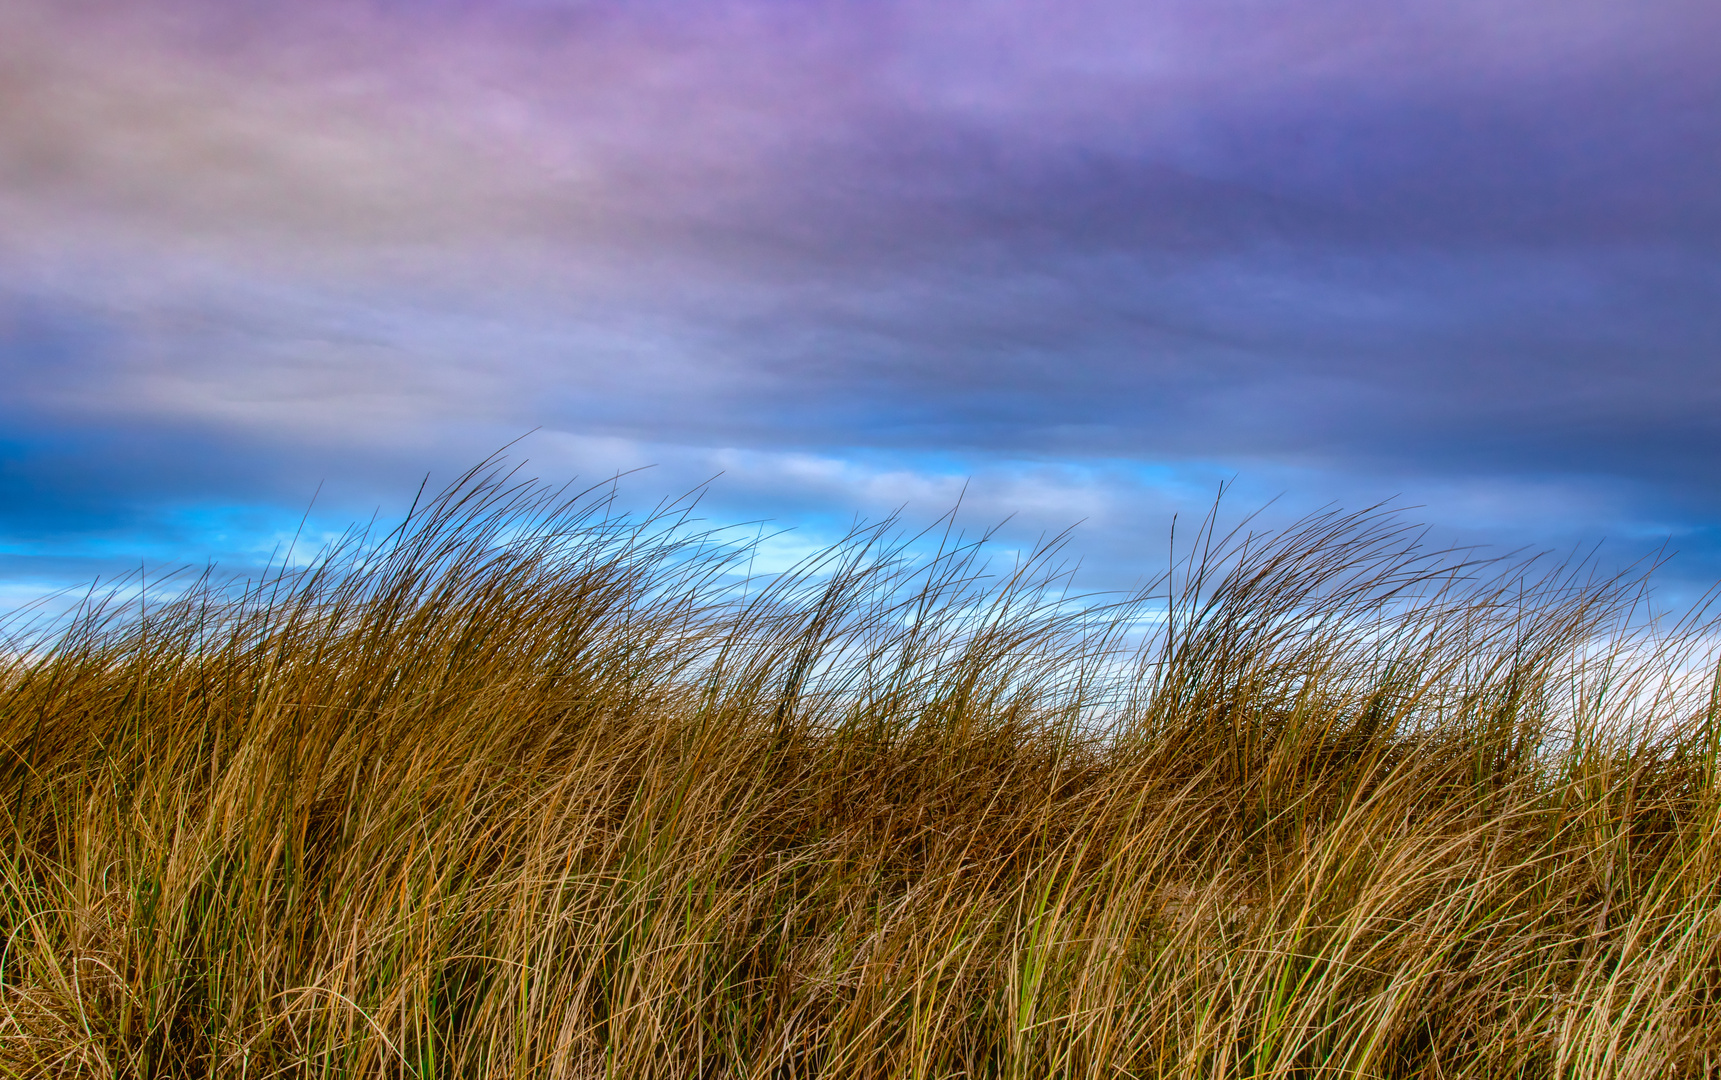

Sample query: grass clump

[3,464,1720,1078]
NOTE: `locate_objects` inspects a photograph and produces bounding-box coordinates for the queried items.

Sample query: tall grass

[3,464,1720,1078]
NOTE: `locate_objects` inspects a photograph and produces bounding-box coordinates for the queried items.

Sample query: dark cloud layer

[4,0,1720,600]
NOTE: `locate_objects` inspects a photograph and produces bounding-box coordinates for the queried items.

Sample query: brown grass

[3,463,1720,1078]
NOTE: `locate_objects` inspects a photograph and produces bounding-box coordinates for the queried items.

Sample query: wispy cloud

[4,0,1719,601]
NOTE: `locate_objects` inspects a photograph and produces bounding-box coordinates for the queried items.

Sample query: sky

[3,0,1720,610]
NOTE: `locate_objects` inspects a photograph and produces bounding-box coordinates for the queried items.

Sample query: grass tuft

[4,463,1720,1078]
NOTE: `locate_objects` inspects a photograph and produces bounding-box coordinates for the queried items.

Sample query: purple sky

[4,0,1720,604]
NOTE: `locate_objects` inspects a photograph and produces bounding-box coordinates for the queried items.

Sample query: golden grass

[3,464,1720,1078]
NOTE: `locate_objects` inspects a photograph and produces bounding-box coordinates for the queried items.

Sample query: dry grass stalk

[2,463,1719,1078]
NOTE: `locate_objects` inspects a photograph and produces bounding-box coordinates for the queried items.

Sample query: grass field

[4,465,1720,1078]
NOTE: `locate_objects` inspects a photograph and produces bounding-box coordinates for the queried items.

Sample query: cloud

[3,0,1720,604]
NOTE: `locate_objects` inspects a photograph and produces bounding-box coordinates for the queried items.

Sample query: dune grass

[3,465,1721,1078]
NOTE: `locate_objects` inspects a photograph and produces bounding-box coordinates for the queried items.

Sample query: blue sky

[4,0,1720,607]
